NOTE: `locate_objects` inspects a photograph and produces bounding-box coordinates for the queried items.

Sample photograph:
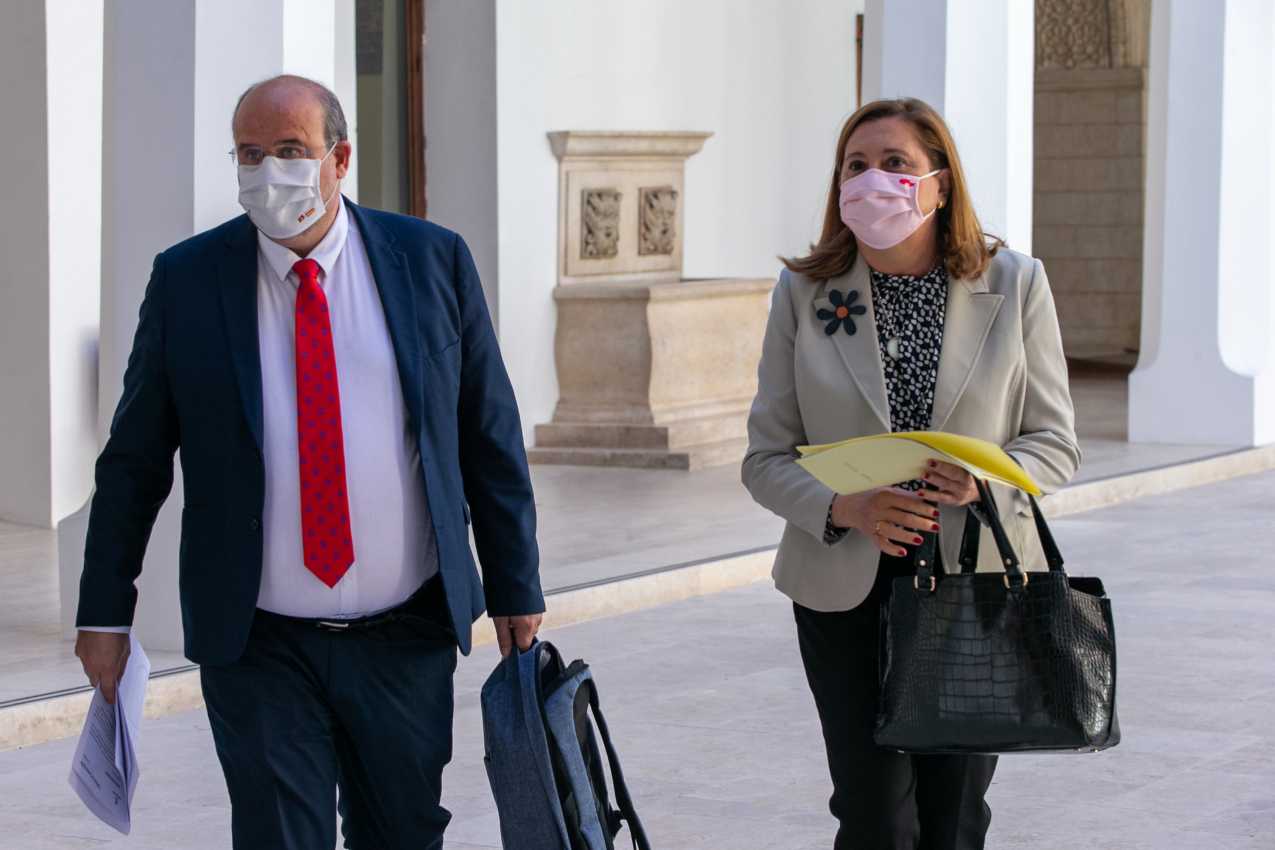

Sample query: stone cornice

[548,131,713,161]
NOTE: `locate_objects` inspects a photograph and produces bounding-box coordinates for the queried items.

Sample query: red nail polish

[931,523,940,531]
[913,536,923,544]
[932,510,940,517]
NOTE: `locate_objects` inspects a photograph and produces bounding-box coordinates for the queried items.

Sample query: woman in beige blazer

[742,98,1080,849]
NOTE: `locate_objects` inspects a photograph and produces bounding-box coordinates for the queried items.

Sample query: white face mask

[237,144,338,240]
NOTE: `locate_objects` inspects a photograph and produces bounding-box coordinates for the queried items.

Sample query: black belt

[255,575,442,634]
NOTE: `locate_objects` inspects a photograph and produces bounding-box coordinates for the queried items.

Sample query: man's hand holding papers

[69,635,149,834]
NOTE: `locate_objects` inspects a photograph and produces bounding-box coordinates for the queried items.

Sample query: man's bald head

[231,74,353,253]
[232,75,348,150]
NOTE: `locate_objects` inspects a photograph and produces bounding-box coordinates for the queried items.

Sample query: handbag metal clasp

[1003,572,1031,590]
[914,575,936,593]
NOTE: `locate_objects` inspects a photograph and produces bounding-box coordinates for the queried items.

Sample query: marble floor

[0,372,1240,706]
[1,470,1272,848]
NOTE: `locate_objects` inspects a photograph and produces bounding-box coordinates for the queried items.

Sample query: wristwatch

[823,497,849,544]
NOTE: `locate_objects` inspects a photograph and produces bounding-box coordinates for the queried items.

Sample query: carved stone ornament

[1036,0,1112,69]
[581,189,622,259]
[638,186,679,256]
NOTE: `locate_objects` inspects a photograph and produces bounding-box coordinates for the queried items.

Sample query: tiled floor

[1,470,1272,848]
[0,372,1239,706]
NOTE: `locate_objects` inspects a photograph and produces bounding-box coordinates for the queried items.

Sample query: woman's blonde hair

[783,97,1001,282]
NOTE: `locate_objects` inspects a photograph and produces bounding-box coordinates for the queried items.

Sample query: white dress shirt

[254,197,437,618]
[82,198,437,631]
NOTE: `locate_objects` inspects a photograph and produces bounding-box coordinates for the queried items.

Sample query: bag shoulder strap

[582,680,652,850]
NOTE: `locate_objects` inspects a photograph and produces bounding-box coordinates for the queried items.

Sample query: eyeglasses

[228,144,317,166]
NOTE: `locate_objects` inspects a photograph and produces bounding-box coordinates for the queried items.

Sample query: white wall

[0,0,102,528]
[431,0,858,441]
[863,0,1034,253]
[945,0,1034,252]
[1130,0,1275,445]
[0,1,52,527]
[47,0,105,524]
[1217,0,1273,380]
[61,0,346,649]
[334,0,360,201]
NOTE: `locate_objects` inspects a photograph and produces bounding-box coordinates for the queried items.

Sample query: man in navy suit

[74,74,544,849]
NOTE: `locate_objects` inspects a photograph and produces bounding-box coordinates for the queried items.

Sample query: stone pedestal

[529,277,773,470]
[529,130,774,470]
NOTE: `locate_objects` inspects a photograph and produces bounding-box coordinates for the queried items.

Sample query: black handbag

[874,479,1120,754]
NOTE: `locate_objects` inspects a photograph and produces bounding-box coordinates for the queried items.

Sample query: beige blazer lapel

[815,258,891,432]
[931,271,1004,431]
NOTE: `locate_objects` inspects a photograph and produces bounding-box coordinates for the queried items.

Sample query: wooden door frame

[406,0,426,218]
[856,13,864,107]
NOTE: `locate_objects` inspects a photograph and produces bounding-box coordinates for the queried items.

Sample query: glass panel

[356,0,410,214]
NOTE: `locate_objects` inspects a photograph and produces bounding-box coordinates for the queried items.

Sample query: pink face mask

[838,168,941,250]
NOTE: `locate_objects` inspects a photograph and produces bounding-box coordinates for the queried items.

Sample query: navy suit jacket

[77,200,544,664]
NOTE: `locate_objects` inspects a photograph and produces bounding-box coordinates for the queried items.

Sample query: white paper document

[68,635,150,834]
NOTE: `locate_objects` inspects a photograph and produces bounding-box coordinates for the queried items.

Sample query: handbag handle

[914,478,1064,590]
[959,480,1065,575]
[912,499,980,589]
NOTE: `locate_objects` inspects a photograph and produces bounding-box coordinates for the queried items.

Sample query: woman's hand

[919,460,980,507]
[830,487,942,557]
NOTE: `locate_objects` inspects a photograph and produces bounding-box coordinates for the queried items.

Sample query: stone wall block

[1116,123,1144,157]
[1034,224,1080,257]
[1117,90,1145,124]
[1035,123,1122,157]
[1056,89,1120,124]
[1035,157,1144,193]
[1036,191,1135,226]
[1075,225,1143,259]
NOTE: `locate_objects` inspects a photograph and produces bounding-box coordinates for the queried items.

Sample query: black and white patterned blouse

[824,263,949,541]
[870,264,949,471]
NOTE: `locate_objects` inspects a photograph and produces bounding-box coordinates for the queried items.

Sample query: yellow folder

[795,431,1041,496]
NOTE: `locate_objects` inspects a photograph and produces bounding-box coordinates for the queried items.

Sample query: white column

[58,0,344,649]
[862,0,1034,252]
[334,0,360,201]
[1129,0,1275,446]
[0,1,103,529]
[424,0,499,322]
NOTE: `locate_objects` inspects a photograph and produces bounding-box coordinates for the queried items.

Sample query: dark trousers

[200,576,458,850]
[794,545,997,850]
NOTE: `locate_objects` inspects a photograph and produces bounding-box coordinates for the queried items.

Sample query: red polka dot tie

[293,258,354,588]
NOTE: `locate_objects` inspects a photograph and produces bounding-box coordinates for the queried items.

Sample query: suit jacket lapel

[821,257,892,432]
[346,200,425,431]
[217,216,265,455]
[930,271,1004,431]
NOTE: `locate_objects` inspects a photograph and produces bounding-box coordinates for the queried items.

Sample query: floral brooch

[816,289,867,336]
